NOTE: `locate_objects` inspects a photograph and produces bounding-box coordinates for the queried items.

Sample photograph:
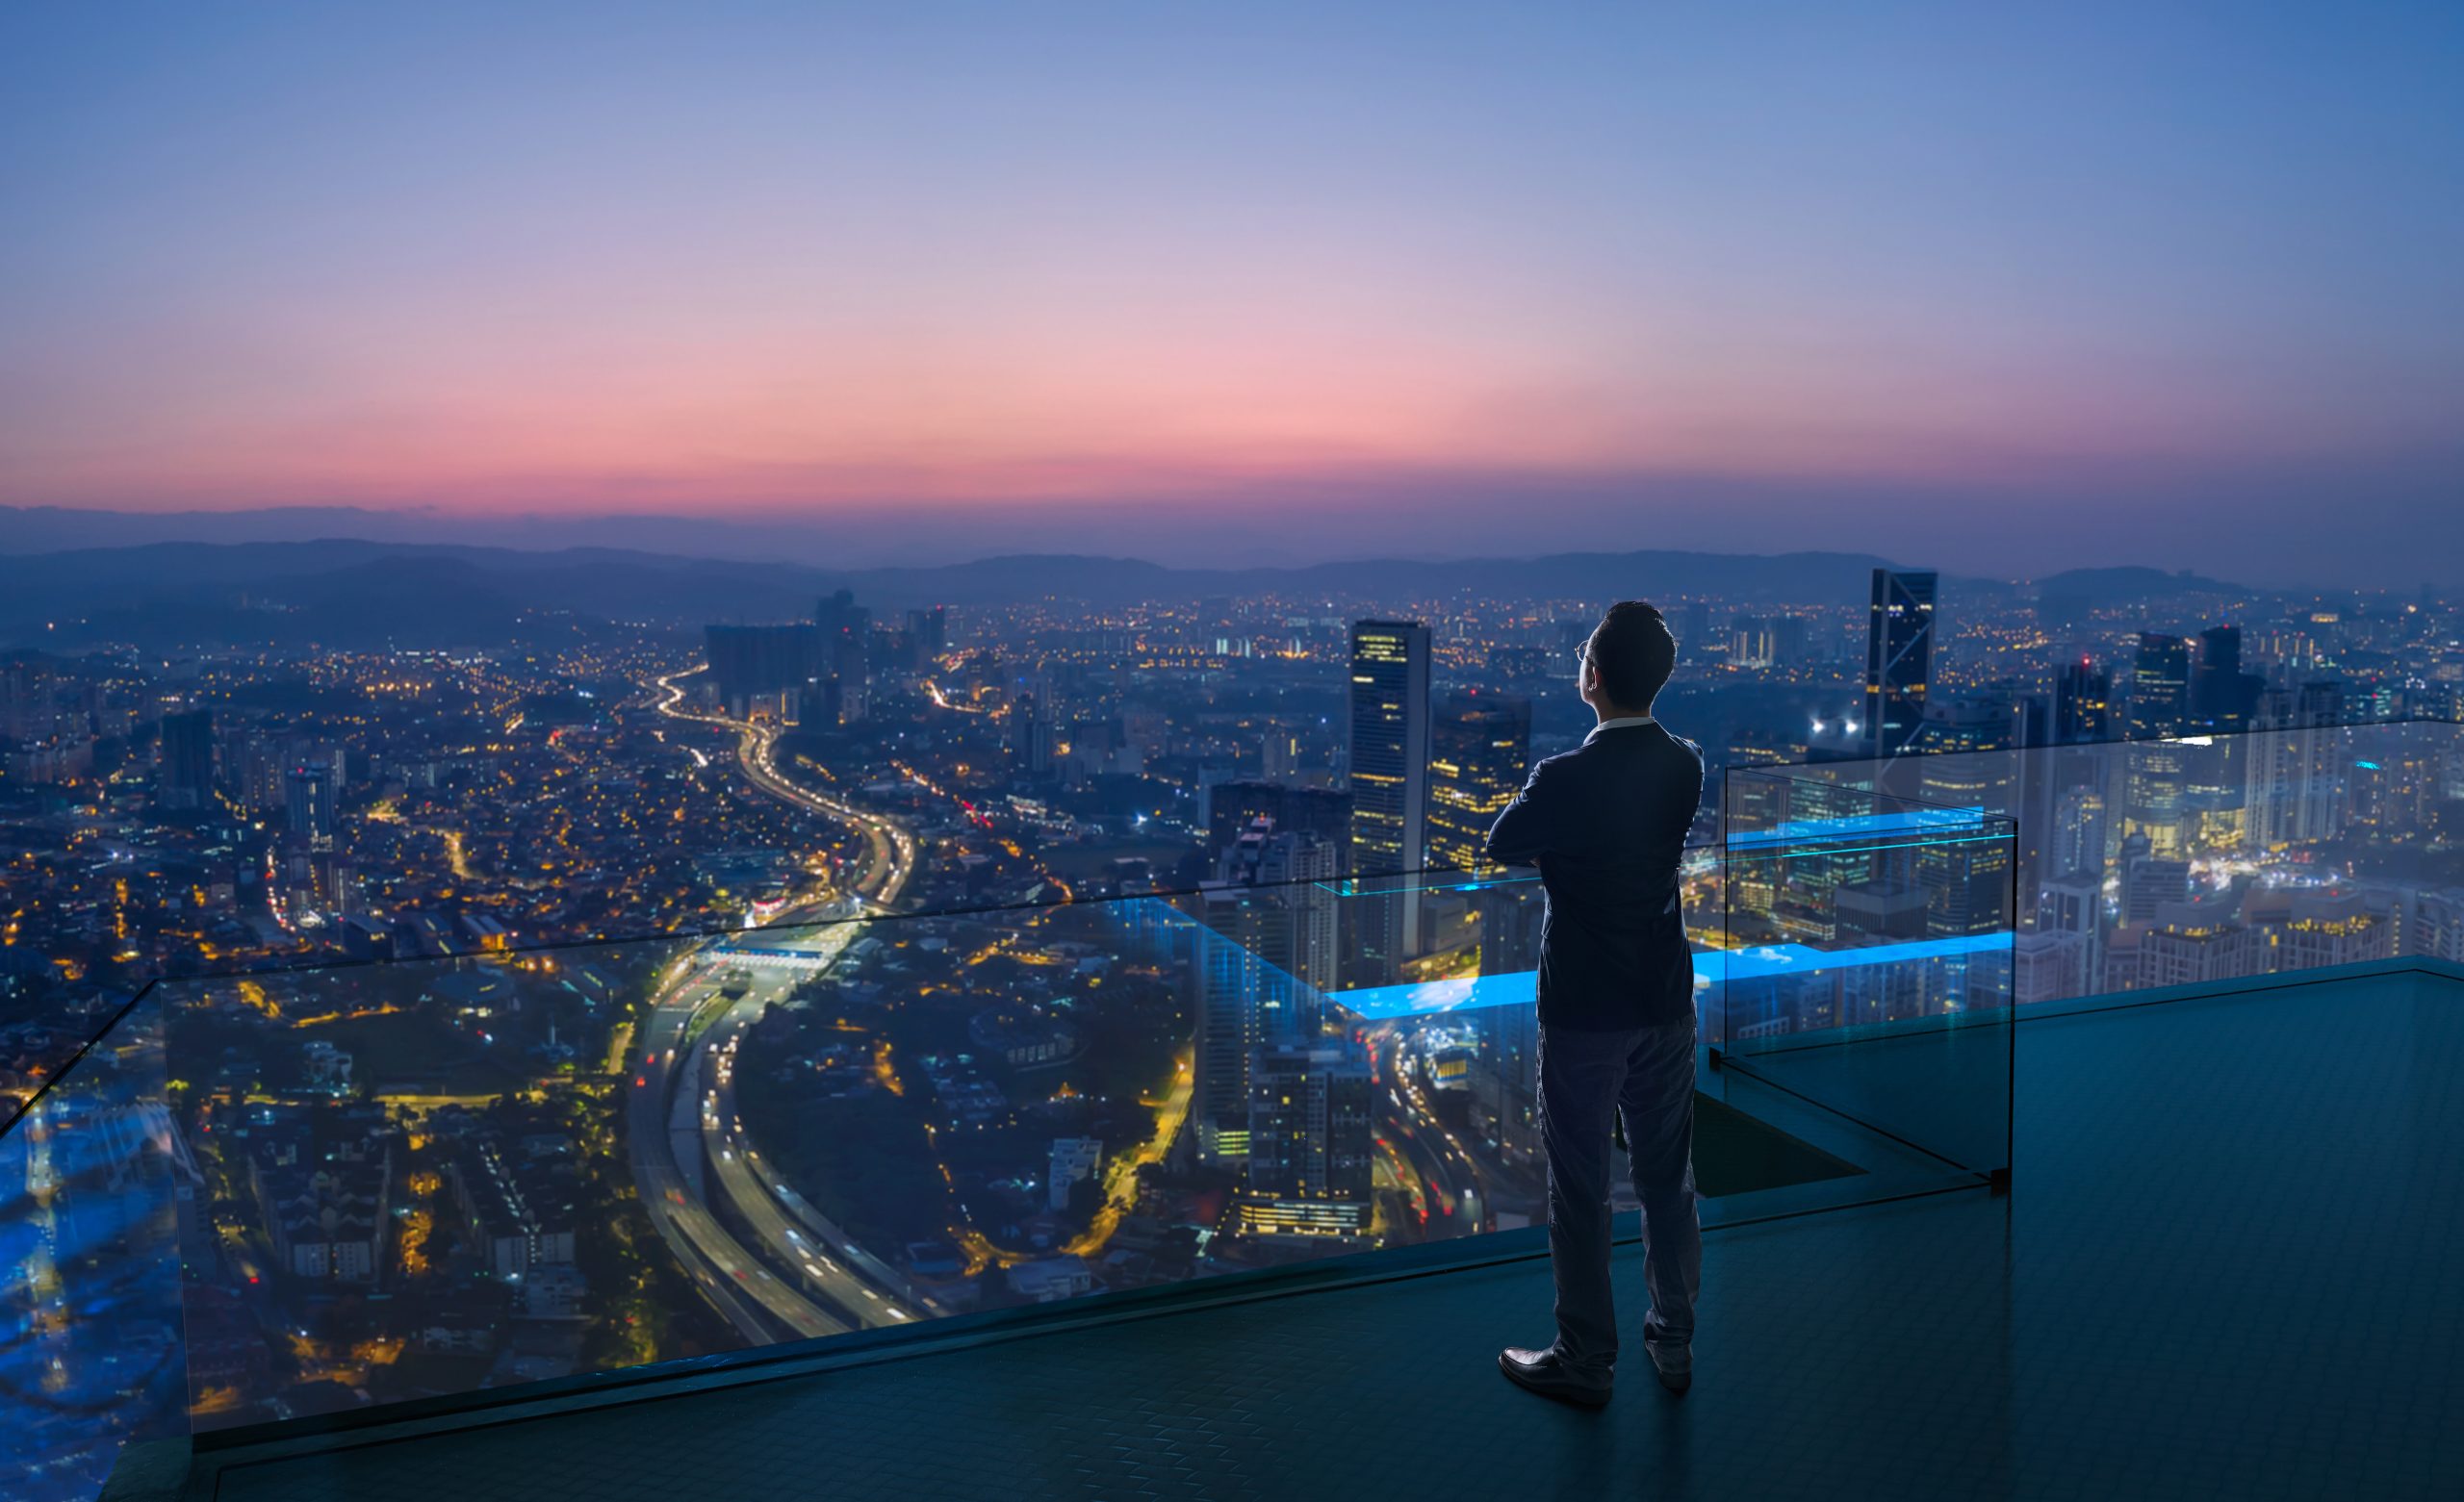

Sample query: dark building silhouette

[1862,568,1937,759]
[1207,782,1353,866]
[159,709,215,809]
[2054,660,2112,745]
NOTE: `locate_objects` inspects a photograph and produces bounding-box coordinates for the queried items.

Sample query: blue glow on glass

[1322,933,2012,1020]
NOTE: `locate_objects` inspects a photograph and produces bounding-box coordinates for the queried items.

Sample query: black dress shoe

[1498,1346,1612,1408]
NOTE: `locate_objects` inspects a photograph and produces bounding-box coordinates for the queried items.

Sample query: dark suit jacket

[1484,719,1704,1031]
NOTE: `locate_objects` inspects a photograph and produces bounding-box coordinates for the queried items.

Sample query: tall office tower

[2054,660,2113,745]
[2128,634,2192,739]
[1193,832,1342,1167]
[704,623,821,718]
[1011,692,1056,776]
[1348,621,1431,982]
[1862,569,1938,760]
[1213,822,1344,997]
[2184,626,2262,852]
[906,606,949,660]
[1425,693,1531,873]
[285,761,338,853]
[830,629,870,724]
[2050,779,2112,878]
[1773,615,1812,665]
[2191,625,2260,731]
[1348,620,1431,873]
[1236,1040,1375,1239]
[2124,633,2194,858]
[2246,681,2351,848]
[159,708,216,810]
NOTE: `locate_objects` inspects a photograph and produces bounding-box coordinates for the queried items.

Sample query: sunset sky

[2,3,2458,576]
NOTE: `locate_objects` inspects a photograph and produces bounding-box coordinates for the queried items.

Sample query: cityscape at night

[4,3,2461,1499]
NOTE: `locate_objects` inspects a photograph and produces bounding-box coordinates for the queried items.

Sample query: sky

[2,2,2459,581]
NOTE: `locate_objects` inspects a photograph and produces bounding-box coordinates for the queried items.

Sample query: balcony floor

[168,964,2464,1502]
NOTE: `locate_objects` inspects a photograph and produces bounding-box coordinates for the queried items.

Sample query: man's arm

[1484,756,1568,867]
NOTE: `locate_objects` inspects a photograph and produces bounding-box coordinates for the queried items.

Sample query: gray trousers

[1538,1015,1702,1379]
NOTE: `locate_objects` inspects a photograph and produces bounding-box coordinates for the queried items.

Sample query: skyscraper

[286,761,338,853]
[1236,1040,1374,1239]
[906,605,949,660]
[159,708,215,810]
[1193,832,1342,1167]
[2128,633,2192,739]
[1348,622,1430,982]
[1348,621,1431,877]
[1863,569,1937,759]
[2124,633,2194,857]
[1425,693,1530,873]
[2054,660,2112,745]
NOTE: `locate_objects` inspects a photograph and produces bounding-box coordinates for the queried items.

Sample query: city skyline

[5,4,2461,583]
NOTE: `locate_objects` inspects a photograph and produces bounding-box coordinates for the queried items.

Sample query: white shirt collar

[1585,715,1657,742]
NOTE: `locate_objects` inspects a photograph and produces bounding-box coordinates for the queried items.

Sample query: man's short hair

[1586,600,1677,710]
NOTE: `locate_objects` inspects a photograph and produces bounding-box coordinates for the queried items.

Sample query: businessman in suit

[1486,599,1704,1407]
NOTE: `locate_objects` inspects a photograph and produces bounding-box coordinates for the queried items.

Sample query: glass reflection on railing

[153,810,2017,1434]
[1,994,183,1502]
[1765,720,2464,1008]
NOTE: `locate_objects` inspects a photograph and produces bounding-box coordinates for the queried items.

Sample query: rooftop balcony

[7,720,2461,1500]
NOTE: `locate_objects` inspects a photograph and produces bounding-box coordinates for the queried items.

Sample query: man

[1485,599,1704,1407]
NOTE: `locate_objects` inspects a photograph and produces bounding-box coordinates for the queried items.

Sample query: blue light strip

[1724,806,1990,849]
[1322,932,2012,1021]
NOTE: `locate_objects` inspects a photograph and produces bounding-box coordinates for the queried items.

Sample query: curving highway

[625,666,925,1344]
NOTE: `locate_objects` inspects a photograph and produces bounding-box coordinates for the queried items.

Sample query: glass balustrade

[17,715,2451,1494]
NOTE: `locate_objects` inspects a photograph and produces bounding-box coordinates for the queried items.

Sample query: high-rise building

[2123,633,2194,856]
[286,761,338,853]
[704,624,820,718]
[906,606,949,661]
[159,708,216,809]
[1192,832,1342,1167]
[1348,621,1430,875]
[2192,625,2261,732]
[2128,634,2192,740]
[1236,1041,1374,1239]
[1011,692,1056,776]
[1862,569,1937,759]
[2054,660,2112,744]
[1425,693,1530,873]
[1348,621,1430,982]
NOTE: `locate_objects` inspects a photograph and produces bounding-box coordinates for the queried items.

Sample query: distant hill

[0,536,1946,649]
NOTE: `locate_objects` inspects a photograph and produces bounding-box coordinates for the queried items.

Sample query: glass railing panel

[1709,769,2017,1186]
[0,989,183,1502]
[150,826,2022,1438]
[1754,720,2462,1011]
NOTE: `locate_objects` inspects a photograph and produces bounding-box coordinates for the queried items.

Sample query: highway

[697,985,926,1327]
[1370,1026,1485,1238]
[623,666,925,1344]
[623,955,847,1342]
[649,670,920,909]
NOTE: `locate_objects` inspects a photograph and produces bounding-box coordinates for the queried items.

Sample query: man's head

[1578,600,1677,719]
